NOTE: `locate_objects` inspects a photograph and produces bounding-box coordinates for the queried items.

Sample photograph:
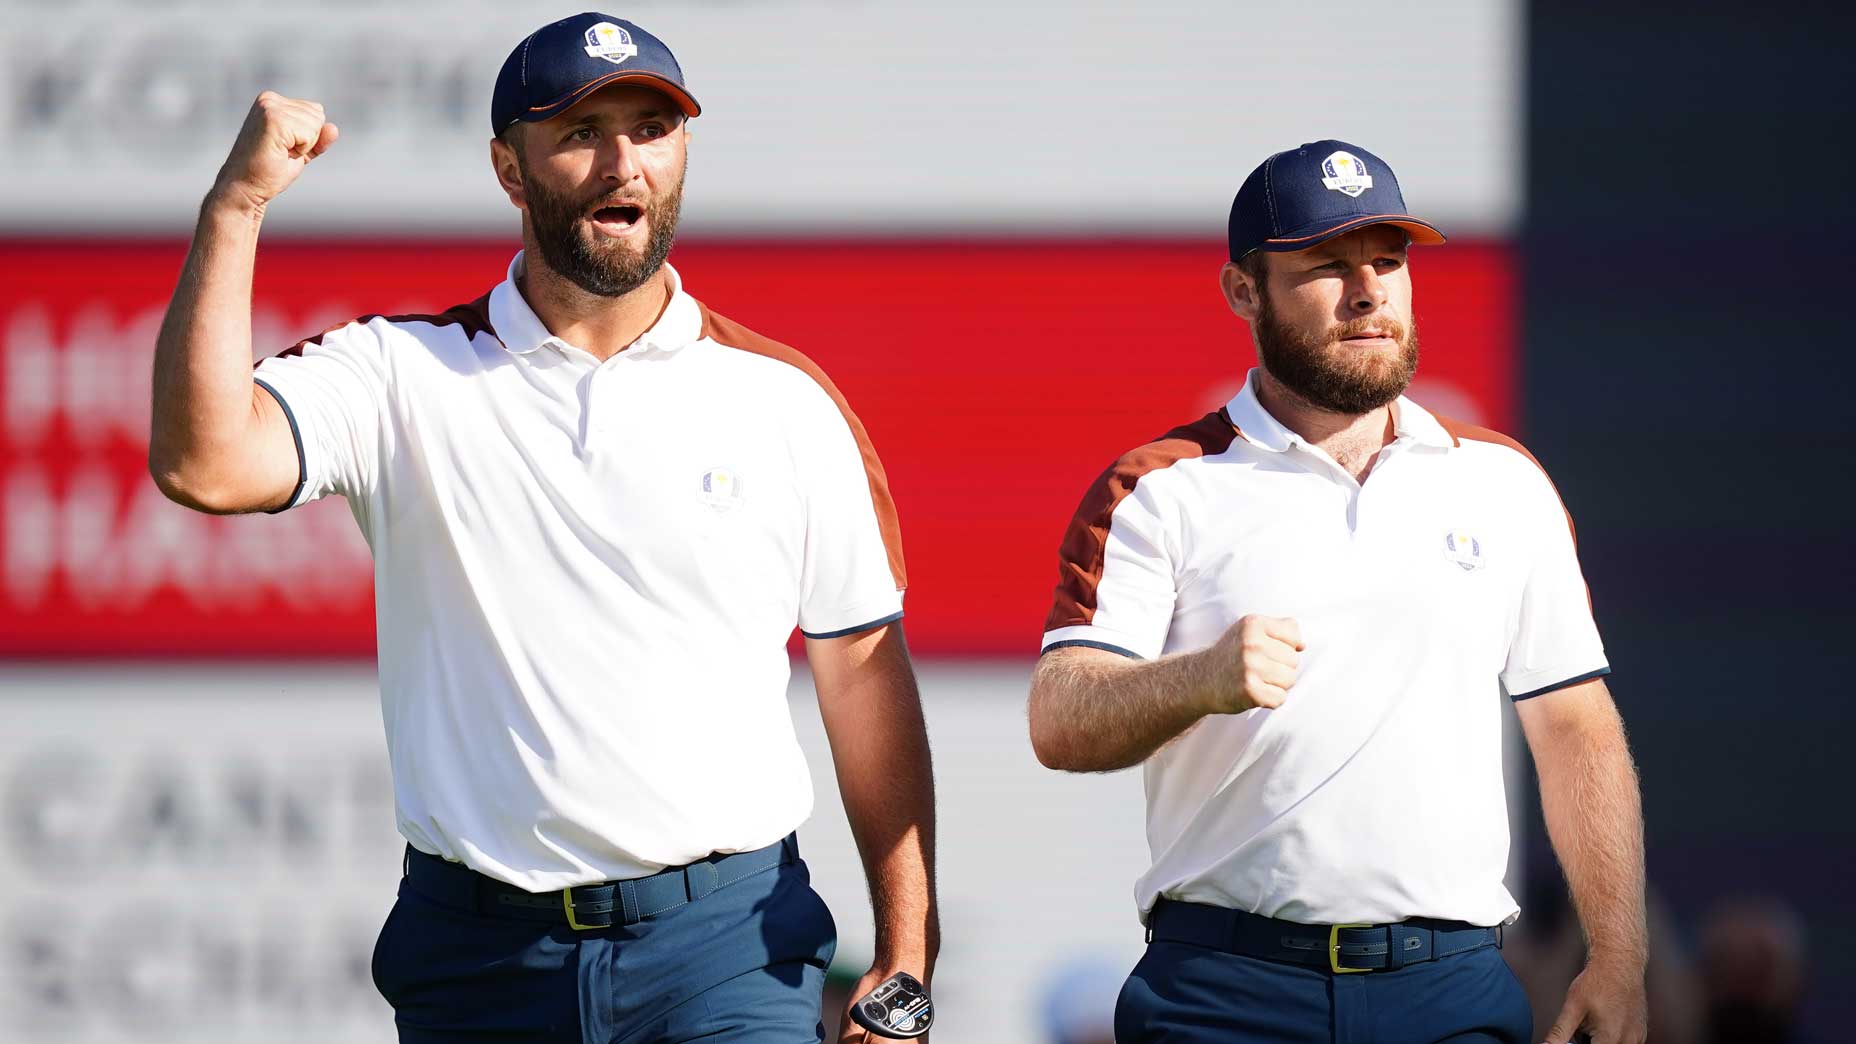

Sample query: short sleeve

[1500,471,1610,700]
[251,320,386,510]
[1041,474,1178,661]
[794,386,906,639]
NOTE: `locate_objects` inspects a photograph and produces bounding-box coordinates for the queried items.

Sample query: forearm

[834,708,938,971]
[811,628,939,972]
[1532,695,1647,968]
[1028,646,1222,772]
[148,194,273,506]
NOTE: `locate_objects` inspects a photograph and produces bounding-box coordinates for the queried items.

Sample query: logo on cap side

[1320,151,1374,198]
[583,22,640,65]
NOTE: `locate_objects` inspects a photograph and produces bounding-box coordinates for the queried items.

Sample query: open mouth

[588,202,645,235]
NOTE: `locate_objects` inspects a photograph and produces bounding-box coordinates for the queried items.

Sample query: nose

[1348,265,1388,314]
[606,134,644,184]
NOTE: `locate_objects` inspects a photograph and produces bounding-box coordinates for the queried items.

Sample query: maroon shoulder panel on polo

[698,303,907,592]
[1433,414,1577,542]
[1045,409,1240,632]
[268,293,496,360]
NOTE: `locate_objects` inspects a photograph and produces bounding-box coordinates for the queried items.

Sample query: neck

[1253,368,1397,483]
[516,251,672,363]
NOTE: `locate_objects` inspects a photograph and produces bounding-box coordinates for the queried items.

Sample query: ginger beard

[522,154,685,298]
[1252,279,1421,415]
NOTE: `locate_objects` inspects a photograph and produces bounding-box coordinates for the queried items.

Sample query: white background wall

[0,662,1156,1043]
[0,0,1520,235]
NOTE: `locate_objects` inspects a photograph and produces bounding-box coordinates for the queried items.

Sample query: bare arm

[148,92,338,514]
[806,622,938,1039]
[1518,678,1648,1044]
[1028,615,1303,772]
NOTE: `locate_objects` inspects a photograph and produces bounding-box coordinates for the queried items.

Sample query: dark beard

[523,162,684,298]
[1253,290,1420,415]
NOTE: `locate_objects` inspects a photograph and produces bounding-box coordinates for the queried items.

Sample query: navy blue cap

[491,13,700,136]
[1227,140,1445,262]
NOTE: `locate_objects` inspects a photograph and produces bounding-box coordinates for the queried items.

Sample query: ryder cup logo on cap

[1319,151,1374,197]
[582,22,639,64]
[491,12,702,135]
[1227,138,1447,262]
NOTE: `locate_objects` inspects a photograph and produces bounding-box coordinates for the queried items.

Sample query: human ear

[1220,262,1261,322]
[490,135,526,210]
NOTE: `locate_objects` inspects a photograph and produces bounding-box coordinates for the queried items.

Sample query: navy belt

[1146,898,1501,974]
[404,835,798,930]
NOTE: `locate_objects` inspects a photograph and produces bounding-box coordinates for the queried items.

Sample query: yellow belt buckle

[1329,923,1374,974]
[562,886,601,931]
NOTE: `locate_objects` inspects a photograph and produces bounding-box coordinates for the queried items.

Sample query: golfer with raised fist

[149,13,936,1044]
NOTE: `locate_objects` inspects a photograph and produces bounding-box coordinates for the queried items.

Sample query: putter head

[848,971,933,1039]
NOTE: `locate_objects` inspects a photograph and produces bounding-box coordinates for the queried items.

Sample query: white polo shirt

[253,254,906,891]
[1041,370,1607,927]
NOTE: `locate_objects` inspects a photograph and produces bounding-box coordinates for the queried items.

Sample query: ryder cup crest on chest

[583,22,639,64]
[1443,529,1486,572]
[1319,151,1374,197]
[700,467,745,509]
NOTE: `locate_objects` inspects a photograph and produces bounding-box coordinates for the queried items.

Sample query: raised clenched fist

[1210,614,1305,714]
[210,91,339,213]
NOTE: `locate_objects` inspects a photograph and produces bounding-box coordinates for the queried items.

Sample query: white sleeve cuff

[1040,625,1157,660]
[799,591,905,640]
[1503,663,1611,701]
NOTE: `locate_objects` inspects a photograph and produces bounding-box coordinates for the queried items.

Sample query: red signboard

[0,239,1512,657]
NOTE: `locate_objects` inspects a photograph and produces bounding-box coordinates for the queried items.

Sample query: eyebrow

[564,108,672,129]
[1307,241,1409,261]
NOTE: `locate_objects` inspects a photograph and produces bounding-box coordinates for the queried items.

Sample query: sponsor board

[0,238,1514,656]
[0,663,1153,1044]
[0,0,1518,235]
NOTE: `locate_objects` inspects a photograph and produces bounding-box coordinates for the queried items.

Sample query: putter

[848,971,933,1039]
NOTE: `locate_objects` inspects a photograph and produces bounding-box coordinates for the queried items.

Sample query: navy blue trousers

[370,854,837,1043]
[1115,940,1534,1044]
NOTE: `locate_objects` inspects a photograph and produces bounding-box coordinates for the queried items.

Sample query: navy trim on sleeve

[1040,639,1143,660]
[252,377,307,514]
[801,611,904,641]
[1510,666,1612,701]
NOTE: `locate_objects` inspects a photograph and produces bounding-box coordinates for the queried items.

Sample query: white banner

[0,669,400,1043]
[0,0,1519,235]
[0,663,1154,1043]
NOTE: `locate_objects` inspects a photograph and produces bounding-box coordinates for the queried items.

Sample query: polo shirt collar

[487,251,703,358]
[1225,368,1457,454]
[1225,369,1299,453]
[1391,394,1456,450]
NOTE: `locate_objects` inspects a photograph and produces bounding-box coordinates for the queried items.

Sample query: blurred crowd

[1501,867,1818,1044]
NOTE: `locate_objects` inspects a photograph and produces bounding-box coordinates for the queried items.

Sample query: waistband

[404,834,799,930]
[1146,898,1501,974]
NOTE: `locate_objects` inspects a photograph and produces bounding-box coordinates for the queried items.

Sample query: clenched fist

[210,91,339,215]
[1208,614,1304,714]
